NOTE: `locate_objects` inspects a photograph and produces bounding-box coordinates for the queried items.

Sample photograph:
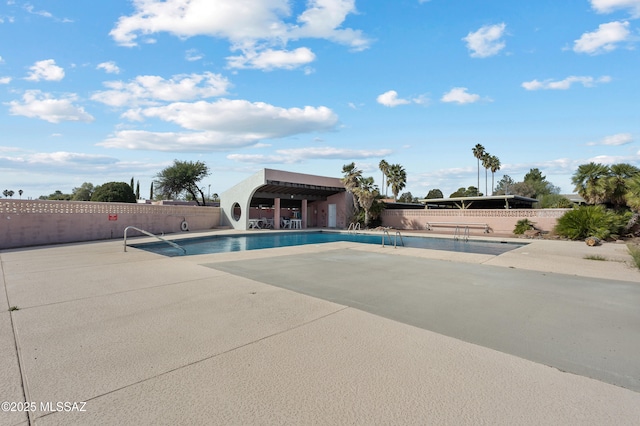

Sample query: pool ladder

[347,222,361,234]
[454,225,470,242]
[382,228,404,248]
[123,226,187,255]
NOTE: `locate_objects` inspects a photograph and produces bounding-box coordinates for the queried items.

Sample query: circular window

[232,202,242,221]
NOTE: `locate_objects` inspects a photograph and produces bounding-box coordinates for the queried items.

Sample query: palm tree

[625,174,640,211]
[18,189,23,199]
[571,162,611,204]
[353,176,379,227]
[472,144,485,196]
[481,153,491,197]
[607,163,640,208]
[387,163,407,202]
[488,155,501,196]
[379,159,390,197]
[341,162,363,211]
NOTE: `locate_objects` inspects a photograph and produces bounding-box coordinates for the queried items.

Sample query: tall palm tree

[607,163,640,208]
[341,162,362,210]
[481,152,491,197]
[571,162,611,204]
[472,144,485,196]
[488,155,501,196]
[387,163,407,202]
[378,159,390,197]
[354,176,379,227]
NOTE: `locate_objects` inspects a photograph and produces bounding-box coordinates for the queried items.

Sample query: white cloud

[25,59,65,81]
[185,49,203,62]
[98,99,338,152]
[591,0,640,17]
[441,87,481,104]
[96,61,121,74]
[227,146,393,164]
[522,75,611,90]
[0,76,11,84]
[377,90,410,107]
[376,90,427,107]
[227,47,316,70]
[91,72,231,107]
[573,21,631,54]
[463,23,507,58]
[110,0,370,68]
[98,130,262,152]
[136,99,338,133]
[587,133,634,146]
[7,90,94,123]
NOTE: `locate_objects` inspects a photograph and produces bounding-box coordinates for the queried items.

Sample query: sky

[1,0,639,201]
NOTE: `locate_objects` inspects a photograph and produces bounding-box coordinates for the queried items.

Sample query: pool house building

[220,169,351,231]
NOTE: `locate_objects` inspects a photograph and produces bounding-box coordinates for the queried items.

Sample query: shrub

[554,205,630,240]
[91,182,136,203]
[513,219,535,235]
[627,244,640,269]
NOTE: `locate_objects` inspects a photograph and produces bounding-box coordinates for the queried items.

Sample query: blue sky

[1,0,639,200]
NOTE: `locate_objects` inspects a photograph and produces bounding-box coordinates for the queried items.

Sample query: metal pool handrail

[123,226,187,255]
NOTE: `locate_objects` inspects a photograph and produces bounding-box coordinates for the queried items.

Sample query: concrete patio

[1,231,639,425]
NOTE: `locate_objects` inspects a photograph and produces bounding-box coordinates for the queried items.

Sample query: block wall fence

[0,200,221,250]
[381,208,569,236]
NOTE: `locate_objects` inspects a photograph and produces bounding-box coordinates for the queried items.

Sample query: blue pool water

[130,231,525,257]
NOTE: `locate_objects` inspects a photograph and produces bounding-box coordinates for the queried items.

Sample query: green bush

[90,182,136,203]
[554,205,630,240]
[513,219,534,235]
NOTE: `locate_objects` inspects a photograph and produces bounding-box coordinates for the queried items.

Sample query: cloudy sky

[1,0,639,200]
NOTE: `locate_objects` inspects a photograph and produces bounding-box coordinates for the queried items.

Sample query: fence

[0,200,221,250]
[381,208,569,236]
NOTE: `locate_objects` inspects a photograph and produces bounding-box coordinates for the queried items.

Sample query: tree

[488,155,501,195]
[91,182,136,203]
[150,182,154,200]
[472,144,485,196]
[135,181,140,200]
[18,189,23,199]
[571,163,611,204]
[353,176,379,227]
[398,192,419,203]
[40,190,71,200]
[341,162,363,211]
[607,163,639,208]
[494,175,515,195]
[379,159,390,197]
[130,177,135,191]
[425,189,443,199]
[481,152,491,197]
[522,168,559,198]
[2,190,8,198]
[387,163,407,201]
[156,160,210,206]
[626,174,640,211]
[72,182,95,201]
[449,186,480,197]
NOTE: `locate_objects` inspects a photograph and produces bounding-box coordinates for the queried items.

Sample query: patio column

[301,199,308,229]
[274,198,281,229]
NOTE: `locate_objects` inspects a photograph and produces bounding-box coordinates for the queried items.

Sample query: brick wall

[0,200,221,249]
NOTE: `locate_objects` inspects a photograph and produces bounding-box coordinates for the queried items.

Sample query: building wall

[0,200,221,250]
[381,208,568,236]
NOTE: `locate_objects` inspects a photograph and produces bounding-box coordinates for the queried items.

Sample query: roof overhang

[417,195,539,209]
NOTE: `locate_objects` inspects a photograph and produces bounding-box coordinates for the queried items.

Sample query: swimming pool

[130,231,525,257]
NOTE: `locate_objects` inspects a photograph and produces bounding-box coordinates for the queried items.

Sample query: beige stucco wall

[0,200,221,250]
[381,209,568,236]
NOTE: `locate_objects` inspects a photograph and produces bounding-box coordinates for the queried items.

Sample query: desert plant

[513,219,535,235]
[628,243,640,269]
[555,205,630,240]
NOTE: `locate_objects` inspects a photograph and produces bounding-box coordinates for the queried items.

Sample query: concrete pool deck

[1,230,639,425]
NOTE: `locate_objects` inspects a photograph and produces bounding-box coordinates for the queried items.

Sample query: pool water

[130,231,525,257]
